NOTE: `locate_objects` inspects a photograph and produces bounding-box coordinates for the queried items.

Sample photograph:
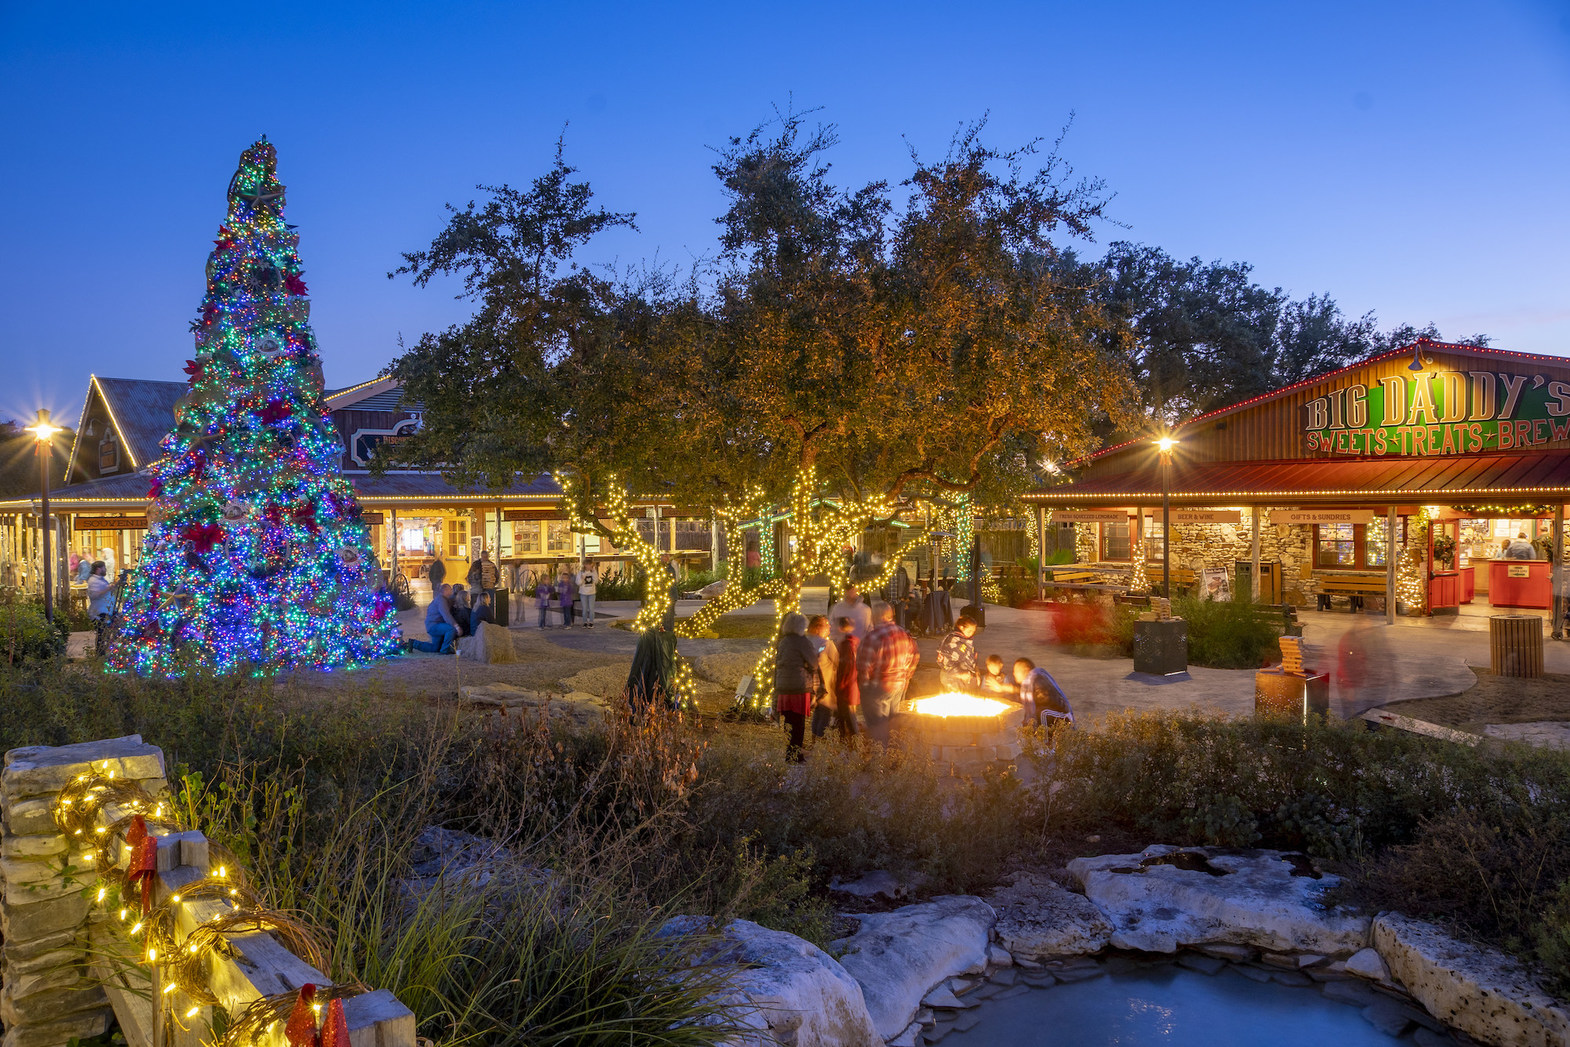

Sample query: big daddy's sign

[1302,370,1570,457]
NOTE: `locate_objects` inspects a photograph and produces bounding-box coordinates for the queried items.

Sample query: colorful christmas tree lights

[110,139,400,675]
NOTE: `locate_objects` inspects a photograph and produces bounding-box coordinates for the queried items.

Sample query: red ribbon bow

[283,986,349,1047]
[123,814,159,916]
[284,984,318,1046]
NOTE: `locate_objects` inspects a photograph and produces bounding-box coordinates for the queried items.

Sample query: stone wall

[1,736,166,1047]
[1,736,416,1047]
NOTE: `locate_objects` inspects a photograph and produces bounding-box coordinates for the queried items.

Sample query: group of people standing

[534,562,598,628]
[773,585,922,760]
[773,583,1075,761]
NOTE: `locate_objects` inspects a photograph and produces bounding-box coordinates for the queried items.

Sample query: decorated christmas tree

[111,138,400,674]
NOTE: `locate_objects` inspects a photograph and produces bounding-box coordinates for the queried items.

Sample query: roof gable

[68,376,187,477]
[1075,340,1570,477]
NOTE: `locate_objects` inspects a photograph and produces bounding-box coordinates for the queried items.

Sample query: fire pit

[904,692,1024,772]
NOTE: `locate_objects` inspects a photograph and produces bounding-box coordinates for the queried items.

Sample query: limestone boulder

[660,916,882,1047]
[829,870,927,904]
[458,684,606,726]
[1373,912,1570,1047]
[831,896,995,1040]
[689,651,760,689]
[456,621,519,663]
[985,871,1113,959]
[1066,845,1369,955]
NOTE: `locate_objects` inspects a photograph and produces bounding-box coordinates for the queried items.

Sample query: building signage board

[1052,511,1129,523]
[1275,510,1374,525]
[503,509,558,522]
[1302,369,1570,457]
[74,516,147,530]
[358,512,385,525]
[1168,510,1242,524]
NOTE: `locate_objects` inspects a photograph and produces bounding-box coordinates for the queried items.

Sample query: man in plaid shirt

[858,601,920,746]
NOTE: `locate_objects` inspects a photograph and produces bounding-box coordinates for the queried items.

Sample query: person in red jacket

[833,616,861,741]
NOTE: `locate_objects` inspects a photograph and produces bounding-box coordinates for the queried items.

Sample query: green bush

[1170,594,1281,669]
[593,565,644,601]
[0,599,65,665]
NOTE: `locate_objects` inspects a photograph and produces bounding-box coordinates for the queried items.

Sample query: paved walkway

[385,589,1570,726]
[959,604,1570,725]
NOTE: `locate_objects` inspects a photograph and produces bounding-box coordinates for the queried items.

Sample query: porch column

[1386,505,1397,625]
[1554,503,1565,640]
[1035,504,1047,601]
[1250,507,1261,602]
[389,508,398,587]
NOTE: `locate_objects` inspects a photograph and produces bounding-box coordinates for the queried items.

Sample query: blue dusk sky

[2,1,1568,426]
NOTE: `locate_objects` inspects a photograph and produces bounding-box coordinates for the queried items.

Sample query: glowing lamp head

[1155,436,1177,455]
[26,409,63,443]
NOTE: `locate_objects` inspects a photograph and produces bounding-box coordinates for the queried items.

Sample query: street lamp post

[1155,436,1176,597]
[27,410,64,623]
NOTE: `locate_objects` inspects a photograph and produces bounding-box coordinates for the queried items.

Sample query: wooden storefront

[1025,340,1570,635]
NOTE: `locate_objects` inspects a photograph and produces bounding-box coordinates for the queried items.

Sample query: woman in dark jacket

[774,612,817,762]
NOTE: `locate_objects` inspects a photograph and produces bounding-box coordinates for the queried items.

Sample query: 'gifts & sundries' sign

[1302,370,1570,457]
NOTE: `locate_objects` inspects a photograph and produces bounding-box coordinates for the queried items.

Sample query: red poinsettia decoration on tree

[213,226,235,252]
[259,399,292,425]
[284,272,308,296]
[181,523,224,553]
[147,477,163,499]
[183,359,205,385]
[292,503,319,534]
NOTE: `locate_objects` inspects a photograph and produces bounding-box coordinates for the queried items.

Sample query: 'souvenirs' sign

[1302,370,1570,457]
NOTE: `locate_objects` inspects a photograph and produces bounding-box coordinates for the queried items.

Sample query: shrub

[594,565,644,601]
[1170,594,1281,669]
[0,599,65,665]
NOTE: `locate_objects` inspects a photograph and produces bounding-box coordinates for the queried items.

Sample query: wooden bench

[1148,566,1197,595]
[1316,574,1388,611]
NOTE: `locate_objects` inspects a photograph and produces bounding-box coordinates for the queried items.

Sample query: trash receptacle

[1133,618,1188,676]
[491,587,509,627]
[1235,560,1281,604]
[1489,614,1543,678]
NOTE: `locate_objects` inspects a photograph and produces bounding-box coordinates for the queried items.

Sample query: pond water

[948,966,1412,1046]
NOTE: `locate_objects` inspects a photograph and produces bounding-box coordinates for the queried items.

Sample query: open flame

[908,692,1013,719]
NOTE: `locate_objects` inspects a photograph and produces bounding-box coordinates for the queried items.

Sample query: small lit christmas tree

[111,139,400,674]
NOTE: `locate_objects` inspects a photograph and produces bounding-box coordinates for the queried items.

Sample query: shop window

[546,521,572,553]
[1099,520,1130,561]
[1315,524,1357,567]
[445,518,468,559]
[1315,522,1402,570]
[1143,515,1164,562]
[513,523,540,554]
[1365,519,1388,568]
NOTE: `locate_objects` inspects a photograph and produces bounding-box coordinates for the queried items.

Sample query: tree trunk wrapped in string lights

[737,467,899,713]
[110,140,399,675]
[557,472,697,706]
